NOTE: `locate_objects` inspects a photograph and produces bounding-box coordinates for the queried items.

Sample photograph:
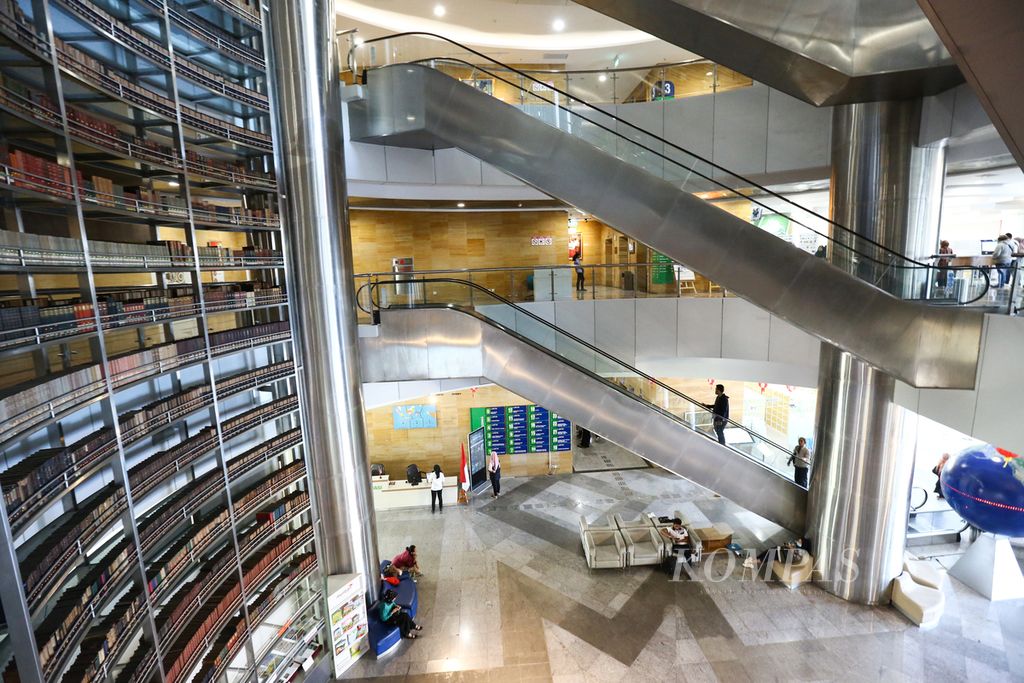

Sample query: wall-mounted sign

[651,80,675,100]
[470,404,570,454]
[651,251,675,284]
[531,80,554,92]
[392,404,437,429]
[531,236,554,246]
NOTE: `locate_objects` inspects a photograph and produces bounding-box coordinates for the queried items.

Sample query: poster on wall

[651,251,675,284]
[756,213,792,242]
[392,404,437,429]
[327,573,369,678]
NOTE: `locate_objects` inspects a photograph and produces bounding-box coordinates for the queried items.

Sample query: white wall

[363,300,1024,454]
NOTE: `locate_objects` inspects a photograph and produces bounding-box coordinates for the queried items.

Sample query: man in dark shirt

[704,384,729,445]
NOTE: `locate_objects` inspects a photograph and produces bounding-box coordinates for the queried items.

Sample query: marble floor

[571,436,649,473]
[343,469,1024,682]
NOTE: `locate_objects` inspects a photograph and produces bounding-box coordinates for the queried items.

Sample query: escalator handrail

[351,32,972,276]
[359,277,800,472]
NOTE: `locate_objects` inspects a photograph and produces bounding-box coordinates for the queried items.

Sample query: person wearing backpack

[992,235,1013,287]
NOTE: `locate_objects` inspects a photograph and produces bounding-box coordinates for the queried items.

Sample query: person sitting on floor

[380,589,422,639]
[392,544,423,579]
[746,537,810,571]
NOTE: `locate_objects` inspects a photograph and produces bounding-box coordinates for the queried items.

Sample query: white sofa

[583,529,626,570]
[621,526,664,566]
[891,572,944,629]
[612,512,655,530]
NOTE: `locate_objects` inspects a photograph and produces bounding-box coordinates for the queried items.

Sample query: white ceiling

[335,0,700,69]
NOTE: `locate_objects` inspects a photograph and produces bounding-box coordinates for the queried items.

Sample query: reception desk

[371,476,459,511]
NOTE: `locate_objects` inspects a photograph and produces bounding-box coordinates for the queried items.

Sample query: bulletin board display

[469,405,572,455]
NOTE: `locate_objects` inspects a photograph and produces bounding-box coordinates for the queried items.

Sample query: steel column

[829,100,947,299]
[807,345,918,604]
[810,99,938,604]
[264,0,379,597]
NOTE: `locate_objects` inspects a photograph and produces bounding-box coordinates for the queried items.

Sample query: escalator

[345,35,989,390]
[358,279,807,533]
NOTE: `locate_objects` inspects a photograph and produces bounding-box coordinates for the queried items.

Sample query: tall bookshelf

[0,0,324,681]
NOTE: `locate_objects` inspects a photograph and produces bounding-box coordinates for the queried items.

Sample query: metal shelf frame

[0,3,314,682]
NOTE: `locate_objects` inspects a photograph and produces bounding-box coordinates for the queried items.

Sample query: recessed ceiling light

[457,202,466,208]
[598,73,607,82]
[433,4,445,17]
[705,70,713,76]
[552,18,565,32]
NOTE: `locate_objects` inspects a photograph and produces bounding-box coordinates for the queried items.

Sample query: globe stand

[949,533,1024,601]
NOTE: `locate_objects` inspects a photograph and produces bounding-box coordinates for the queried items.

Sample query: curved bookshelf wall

[0,0,324,680]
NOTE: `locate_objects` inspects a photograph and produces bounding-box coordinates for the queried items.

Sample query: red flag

[459,443,469,490]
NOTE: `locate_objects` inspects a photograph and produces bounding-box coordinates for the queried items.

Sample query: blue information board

[485,406,506,454]
[506,405,529,454]
[552,414,572,451]
[529,406,550,452]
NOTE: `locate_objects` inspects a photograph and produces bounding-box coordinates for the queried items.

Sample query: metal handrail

[351,32,991,287]
[360,277,799,474]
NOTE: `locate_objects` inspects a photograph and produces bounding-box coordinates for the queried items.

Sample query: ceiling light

[353,35,364,46]
[552,18,565,32]
[432,4,445,17]
[705,71,713,76]
[457,202,466,208]
[598,73,607,82]
[167,180,180,188]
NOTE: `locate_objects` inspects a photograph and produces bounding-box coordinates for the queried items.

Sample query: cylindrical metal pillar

[811,100,940,603]
[808,345,918,604]
[264,0,379,597]
[829,100,947,299]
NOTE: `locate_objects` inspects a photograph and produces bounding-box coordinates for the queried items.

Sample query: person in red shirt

[392,545,422,578]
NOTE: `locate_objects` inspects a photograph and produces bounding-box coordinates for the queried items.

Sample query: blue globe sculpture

[940,444,1024,537]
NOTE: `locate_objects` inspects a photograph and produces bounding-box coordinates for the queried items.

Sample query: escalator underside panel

[349,64,984,390]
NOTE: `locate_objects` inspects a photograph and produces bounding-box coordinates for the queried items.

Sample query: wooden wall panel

[365,384,573,480]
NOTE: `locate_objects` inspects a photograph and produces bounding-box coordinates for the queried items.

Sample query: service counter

[371,475,459,510]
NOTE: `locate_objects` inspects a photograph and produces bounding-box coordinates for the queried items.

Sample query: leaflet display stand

[327,573,370,676]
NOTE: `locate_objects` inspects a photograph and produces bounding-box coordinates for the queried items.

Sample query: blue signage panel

[529,405,550,452]
[507,405,529,454]
[485,406,506,454]
[552,414,572,451]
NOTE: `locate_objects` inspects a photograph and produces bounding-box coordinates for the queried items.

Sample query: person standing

[992,235,1013,288]
[788,437,811,488]
[932,453,950,498]
[936,240,954,289]
[426,464,444,513]
[573,250,585,293]
[487,450,501,497]
[703,384,729,445]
